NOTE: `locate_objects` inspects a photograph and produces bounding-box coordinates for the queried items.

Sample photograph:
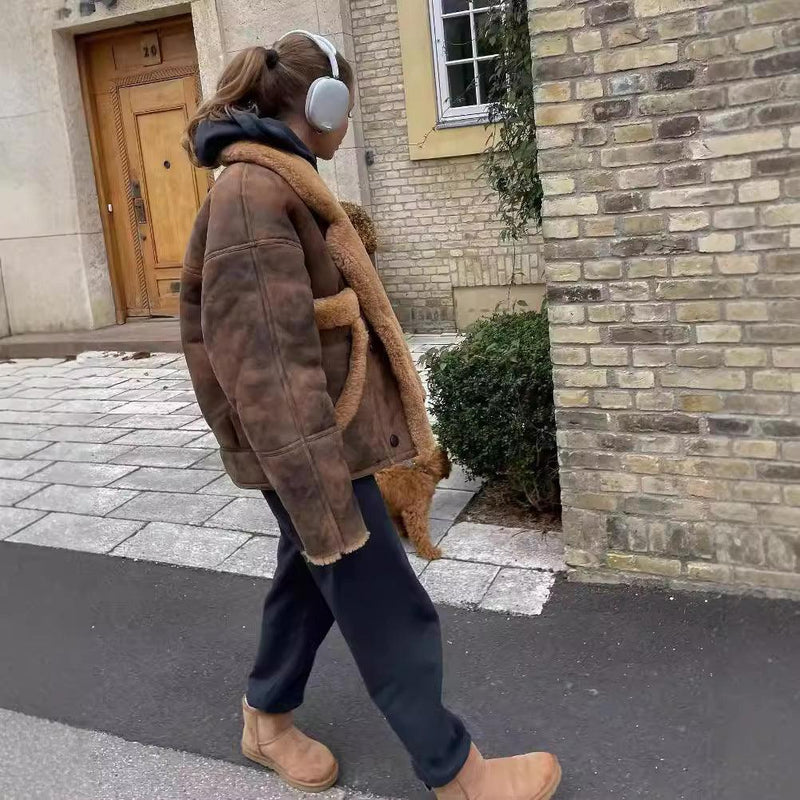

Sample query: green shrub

[424,308,559,511]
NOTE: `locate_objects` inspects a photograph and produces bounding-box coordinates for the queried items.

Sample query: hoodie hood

[193,111,317,170]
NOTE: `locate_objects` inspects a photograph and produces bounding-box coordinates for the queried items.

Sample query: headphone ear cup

[305,77,351,132]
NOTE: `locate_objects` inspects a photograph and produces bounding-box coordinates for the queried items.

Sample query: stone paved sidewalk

[0,338,564,616]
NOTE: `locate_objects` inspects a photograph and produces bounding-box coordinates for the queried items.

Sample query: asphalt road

[1,541,799,799]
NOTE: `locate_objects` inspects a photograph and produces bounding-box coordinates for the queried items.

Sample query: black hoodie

[193,111,317,170]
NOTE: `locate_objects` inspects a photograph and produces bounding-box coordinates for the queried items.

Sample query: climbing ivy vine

[481,0,542,242]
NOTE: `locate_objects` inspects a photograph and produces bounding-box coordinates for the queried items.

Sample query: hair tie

[265,48,280,69]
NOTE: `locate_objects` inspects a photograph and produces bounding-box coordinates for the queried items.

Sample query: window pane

[444,16,473,61]
[478,58,502,105]
[475,10,501,58]
[447,63,478,107]
[474,0,503,8]
[442,0,469,11]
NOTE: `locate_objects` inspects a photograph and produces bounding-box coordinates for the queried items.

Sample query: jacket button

[389,434,399,448]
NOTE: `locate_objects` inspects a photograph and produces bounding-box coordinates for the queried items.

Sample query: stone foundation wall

[533,0,800,596]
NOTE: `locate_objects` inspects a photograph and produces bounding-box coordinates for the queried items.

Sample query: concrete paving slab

[0,507,45,540]
[18,485,139,516]
[0,458,51,479]
[109,401,193,416]
[0,411,105,427]
[480,568,557,616]
[191,451,225,470]
[48,400,127,415]
[419,559,500,608]
[103,414,201,430]
[205,497,281,535]
[112,429,206,448]
[31,441,135,464]
[219,536,280,578]
[111,446,214,469]
[0,398,58,412]
[439,523,566,572]
[9,513,144,554]
[0,423,51,439]
[28,461,138,488]
[199,474,260,498]
[109,491,231,525]
[32,425,132,443]
[111,467,218,493]
[0,477,49,506]
[430,488,474,521]
[112,522,249,569]
[0,439,51,459]
[179,417,211,431]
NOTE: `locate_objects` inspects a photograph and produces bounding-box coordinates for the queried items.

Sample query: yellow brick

[687,562,734,583]
[669,211,709,232]
[734,28,776,52]
[532,8,585,34]
[594,44,678,73]
[583,217,617,237]
[753,370,793,391]
[689,130,784,159]
[546,263,582,282]
[676,301,721,322]
[696,324,742,343]
[576,79,604,99]
[542,218,579,239]
[698,233,736,253]
[537,127,575,149]
[711,160,751,182]
[606,552,682,577]
[542,175,576,196]
[725,301,769,321]
[791,126,800,149]
[534,82,572,103]
[774,347,800,368]
[738,179,780,203]
[555,390,590,407]
[680,395,724,412]
[543,195,599,217]
[764,203,800,226]
[636,0,723,16]
[724,347,768,367]
[550,326,602,344]
[614,123,653,143]
[573,30,603,53]
[532,35,568,58]
[733,440,779,459]
[535,103,585,126]
[717,254,759,274]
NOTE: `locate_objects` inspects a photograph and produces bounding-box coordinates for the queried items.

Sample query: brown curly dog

[376,448,451,560]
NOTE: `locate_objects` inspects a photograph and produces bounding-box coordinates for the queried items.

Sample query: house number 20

[143,44,158,58]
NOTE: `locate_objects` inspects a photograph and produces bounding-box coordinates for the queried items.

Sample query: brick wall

[349,0,544,331]
[534,0,800,597]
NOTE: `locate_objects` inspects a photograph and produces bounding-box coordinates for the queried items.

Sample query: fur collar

[220,142,437,457]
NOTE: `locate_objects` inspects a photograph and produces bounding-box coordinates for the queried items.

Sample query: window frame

[428,0,504,127]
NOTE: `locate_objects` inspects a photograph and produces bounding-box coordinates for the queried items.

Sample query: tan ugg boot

[241,697,338,792]
[433,744,561,800]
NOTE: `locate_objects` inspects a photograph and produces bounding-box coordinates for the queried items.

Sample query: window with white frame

[429,0,504,125]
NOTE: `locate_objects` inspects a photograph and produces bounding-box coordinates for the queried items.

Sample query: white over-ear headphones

[278,30,351,133]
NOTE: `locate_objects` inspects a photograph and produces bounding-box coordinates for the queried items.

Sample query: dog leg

[401,507,443,561]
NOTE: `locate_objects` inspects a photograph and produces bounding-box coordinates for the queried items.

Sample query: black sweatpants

[246,475,471,787]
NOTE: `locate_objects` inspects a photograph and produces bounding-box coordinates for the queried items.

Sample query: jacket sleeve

[200,193,366,563]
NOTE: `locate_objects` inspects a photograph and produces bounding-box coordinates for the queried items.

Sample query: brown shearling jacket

[180,145,429,565]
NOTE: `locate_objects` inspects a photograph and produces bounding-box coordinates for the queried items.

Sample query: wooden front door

[78,17,209,319]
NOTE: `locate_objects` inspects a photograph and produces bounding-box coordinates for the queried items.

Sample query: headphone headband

[278,29,340,80]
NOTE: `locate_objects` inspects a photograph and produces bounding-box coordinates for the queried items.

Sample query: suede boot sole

[242,744,339,793]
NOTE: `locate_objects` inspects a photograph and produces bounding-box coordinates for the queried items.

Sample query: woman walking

[181,30,560,799]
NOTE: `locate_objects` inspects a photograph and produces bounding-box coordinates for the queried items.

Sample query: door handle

[131,180,147,224]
